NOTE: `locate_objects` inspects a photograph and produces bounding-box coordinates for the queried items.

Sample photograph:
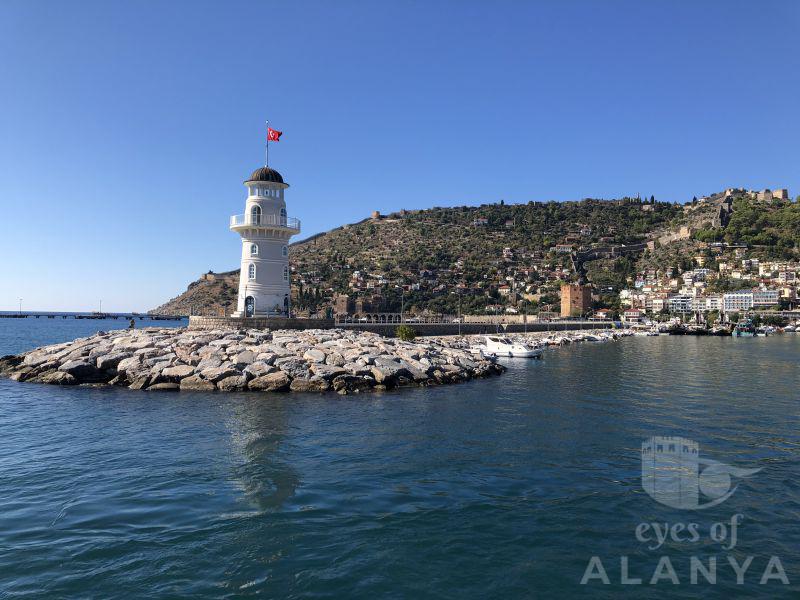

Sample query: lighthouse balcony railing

[230,214,301,231]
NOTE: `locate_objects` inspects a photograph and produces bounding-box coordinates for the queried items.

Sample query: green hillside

[151,193,799,317]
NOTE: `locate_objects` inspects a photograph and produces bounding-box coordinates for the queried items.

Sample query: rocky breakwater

[0,328,505,394]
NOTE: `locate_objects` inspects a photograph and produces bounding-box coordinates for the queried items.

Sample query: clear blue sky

[1,0,798,312]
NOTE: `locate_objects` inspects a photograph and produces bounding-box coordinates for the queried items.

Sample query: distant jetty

[0,312,185,321]
[0,328,505,394]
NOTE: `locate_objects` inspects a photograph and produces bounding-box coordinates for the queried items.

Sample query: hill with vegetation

[151,192,799,317]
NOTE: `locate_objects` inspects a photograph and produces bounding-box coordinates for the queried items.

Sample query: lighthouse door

[245,296,255,317]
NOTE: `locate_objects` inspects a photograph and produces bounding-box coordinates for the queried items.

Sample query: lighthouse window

[283,266,289,281]
[248,264,256,279]
[250,243,259,256]
[250,205,261,224]
[282,245,288,257]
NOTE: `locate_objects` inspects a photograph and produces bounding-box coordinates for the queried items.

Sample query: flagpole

[265,120,269,167]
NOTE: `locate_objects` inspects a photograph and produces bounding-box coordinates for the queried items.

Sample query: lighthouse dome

[245,167,284,184]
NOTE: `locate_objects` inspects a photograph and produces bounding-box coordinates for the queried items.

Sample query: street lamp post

[458,291,462,336]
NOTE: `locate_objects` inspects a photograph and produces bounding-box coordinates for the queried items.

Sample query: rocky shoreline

[0,328,505,394]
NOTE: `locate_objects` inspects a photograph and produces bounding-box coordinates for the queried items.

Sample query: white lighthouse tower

[230,166,301,317]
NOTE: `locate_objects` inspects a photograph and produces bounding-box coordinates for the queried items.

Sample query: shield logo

[641,436,760,510]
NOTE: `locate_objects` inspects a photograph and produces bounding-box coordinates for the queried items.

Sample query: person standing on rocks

[129,319,135,330]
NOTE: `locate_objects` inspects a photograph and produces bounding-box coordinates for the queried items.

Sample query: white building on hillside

[723,290,753,313]
[230,166,301,317]
[753,288,780,307]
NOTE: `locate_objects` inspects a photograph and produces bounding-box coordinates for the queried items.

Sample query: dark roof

[245,167,285,184]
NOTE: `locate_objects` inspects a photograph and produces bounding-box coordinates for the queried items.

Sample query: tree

[395,325,417,341]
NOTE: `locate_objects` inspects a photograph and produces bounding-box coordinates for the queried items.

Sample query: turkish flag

[267,127,282,142]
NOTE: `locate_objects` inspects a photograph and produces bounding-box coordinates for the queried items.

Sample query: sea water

[1,318,799,598]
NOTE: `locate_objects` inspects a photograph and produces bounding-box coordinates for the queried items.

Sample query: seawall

[189,316,613,337]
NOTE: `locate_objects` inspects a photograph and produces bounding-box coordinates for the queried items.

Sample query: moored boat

[476,336,543,358]
[733,320,757,337]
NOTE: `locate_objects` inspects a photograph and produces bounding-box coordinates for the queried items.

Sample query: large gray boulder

[233,350,255,366]
[290,376,330,392]
[275,357,311,379]
[325,351,346,366]
[310,364,346,380]
[217,375,248,391]
[332,374,375,394]
[248,371,291,392]
[159,364,195,382]
[147,382,180,391]
[243,362,276,378]
[303,348,327,363]
[96,352,132,371]
[199,365,240,383]
[179,374,216,391]
[116,356,142,374]
[196,356,223,371]
[58,359,107,383]
[343,362,372,377]
[39,371,78,385]
[370,357,412,384]
[255,352,277,365]
[0,355,23,375]
[22,352,52,368]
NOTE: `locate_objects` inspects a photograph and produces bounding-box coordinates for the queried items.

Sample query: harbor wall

[189,316,613,337]
[189,316,336,331]
[337,321,613,337]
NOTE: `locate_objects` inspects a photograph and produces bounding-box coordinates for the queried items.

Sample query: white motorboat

[478,336,543,358]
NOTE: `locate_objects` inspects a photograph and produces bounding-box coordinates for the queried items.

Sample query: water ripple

[1,324,799,597]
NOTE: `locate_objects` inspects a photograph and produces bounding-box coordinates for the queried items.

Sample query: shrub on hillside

[396,325,417,341]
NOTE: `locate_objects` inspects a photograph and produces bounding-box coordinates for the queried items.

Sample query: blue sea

[1,317,799,598]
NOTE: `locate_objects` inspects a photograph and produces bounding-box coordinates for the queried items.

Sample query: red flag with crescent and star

[267,127,282,142]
